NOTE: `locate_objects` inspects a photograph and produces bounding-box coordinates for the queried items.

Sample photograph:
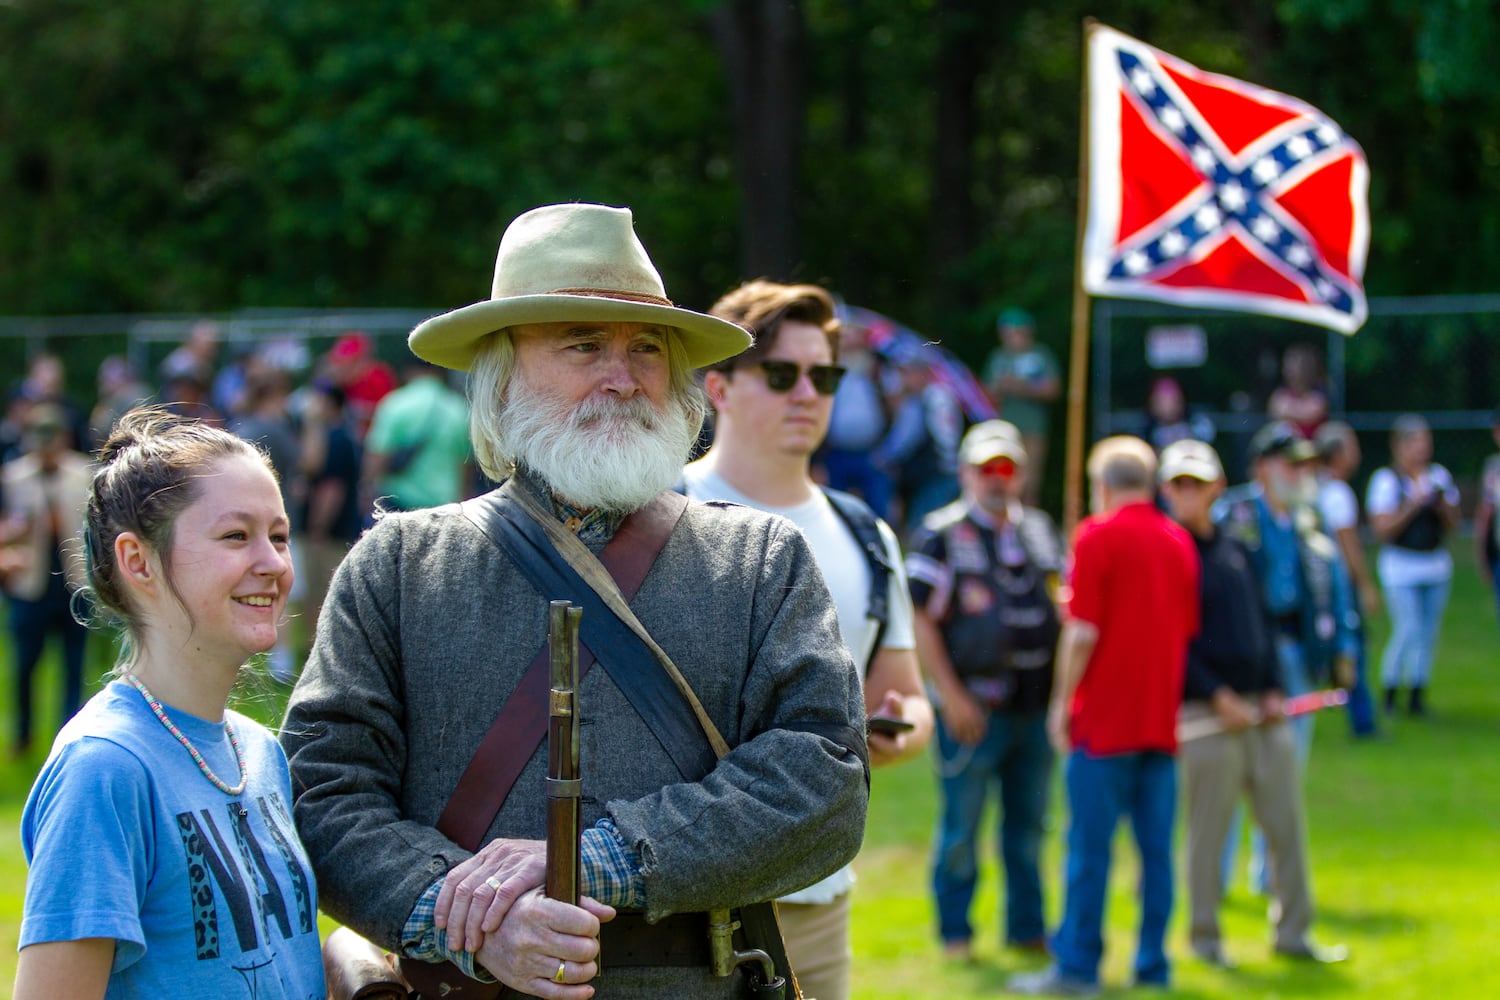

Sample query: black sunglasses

[752,360,848,395]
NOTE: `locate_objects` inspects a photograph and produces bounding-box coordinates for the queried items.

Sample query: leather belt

[600,910,712,967]
[403,911,713,1000]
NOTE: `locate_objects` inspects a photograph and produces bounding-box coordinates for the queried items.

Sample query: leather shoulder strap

[435,489,685,851]
[479,490,717,779]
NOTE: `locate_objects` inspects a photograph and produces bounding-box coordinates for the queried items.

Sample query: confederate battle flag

[1082,24,1369,334]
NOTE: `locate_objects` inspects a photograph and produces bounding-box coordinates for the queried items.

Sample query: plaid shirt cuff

[580,817,645,909]
[400,877,496,983]
[399,817,641,978]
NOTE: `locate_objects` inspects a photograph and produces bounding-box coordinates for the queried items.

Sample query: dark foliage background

[2,0,1496,413]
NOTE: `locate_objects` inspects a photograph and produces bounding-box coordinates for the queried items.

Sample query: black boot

[1409,686,1426,717]
[1384,687,1399,715]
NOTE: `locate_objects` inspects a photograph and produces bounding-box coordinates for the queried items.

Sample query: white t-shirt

[1365,464,1457,586]
[1317,475,1359,534]
[682,462,915,903]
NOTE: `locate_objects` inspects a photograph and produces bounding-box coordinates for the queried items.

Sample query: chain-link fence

[1092,295,1500,507]
[0,308,436,417]
[3,298,1497,513]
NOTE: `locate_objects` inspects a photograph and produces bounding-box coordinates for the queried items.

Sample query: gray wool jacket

[281,476,869,997]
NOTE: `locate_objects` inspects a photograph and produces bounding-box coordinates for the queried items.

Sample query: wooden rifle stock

[546,600,583,905]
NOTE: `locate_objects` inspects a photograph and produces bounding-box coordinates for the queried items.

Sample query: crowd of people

[9,201,1483,999]
[0,326,475,748]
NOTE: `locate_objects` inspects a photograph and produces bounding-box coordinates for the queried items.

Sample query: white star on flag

[1218,181,1248,211]
[1286,135,1313,160]
[1123,250,1151,274]
[1252,157,1281,183]
[1160,230,1188,256]
[1131,68,1156,95]
[1252,216,1281,242]
[1286,245,1313,267]
[1194,204,1223,231]
[1160,107,1187,134]
[1190,145,1216,171]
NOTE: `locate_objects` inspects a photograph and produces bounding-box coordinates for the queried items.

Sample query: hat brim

[963,441,1028,467]
[1285,441,1320,462]
[1257,441,1319,463]
[409,295,752,372]
[1161,460,1222,482]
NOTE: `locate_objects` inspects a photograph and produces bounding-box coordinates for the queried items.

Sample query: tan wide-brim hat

[409,203,752,371]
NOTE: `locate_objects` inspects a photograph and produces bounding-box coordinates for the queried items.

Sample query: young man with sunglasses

[905,421,1063,964]
[684,280,933,1000]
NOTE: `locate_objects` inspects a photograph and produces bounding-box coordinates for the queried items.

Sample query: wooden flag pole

[1063,17,1100,538]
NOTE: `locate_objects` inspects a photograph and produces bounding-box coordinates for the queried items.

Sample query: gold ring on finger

[485,875,503,892]
[554,960,567,983]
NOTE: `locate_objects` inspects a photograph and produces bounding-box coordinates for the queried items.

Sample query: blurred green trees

[2,0,1499,373]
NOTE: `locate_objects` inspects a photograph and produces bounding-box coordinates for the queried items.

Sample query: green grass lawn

[851,555,1500,999]
[0,551,1497,998]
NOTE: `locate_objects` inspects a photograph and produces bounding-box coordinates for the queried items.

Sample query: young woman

[15,407,326,999]
[1366,414,1460,716]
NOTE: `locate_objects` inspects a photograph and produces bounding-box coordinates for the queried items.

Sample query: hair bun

[96,406,180,464]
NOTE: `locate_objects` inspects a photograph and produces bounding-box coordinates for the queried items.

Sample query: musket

[546,600,583,905]
[1176,687,1349,743]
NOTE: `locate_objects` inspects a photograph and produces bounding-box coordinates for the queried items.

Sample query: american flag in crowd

[1081,23,1369,334]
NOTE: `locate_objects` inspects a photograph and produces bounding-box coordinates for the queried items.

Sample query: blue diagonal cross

[1109,50,1355,317]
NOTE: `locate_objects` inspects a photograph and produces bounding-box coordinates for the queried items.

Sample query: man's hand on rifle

[476,887,615,1000]
[1333,653,1357,690]
[436,837,547,953]
[1210,688,1257,732]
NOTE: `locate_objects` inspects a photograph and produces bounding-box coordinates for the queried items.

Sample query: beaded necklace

[124,672,248,796]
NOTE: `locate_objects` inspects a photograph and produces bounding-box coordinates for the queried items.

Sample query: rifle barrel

[546,600,582,904]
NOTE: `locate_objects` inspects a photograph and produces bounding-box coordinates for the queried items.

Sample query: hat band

[548,286,674,307]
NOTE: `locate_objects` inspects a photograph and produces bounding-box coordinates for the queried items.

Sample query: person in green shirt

[982,308,1060,506]
[362,358,472,512]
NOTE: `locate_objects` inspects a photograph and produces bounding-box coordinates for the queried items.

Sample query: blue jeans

[1346,620,1378,736]
[1053,750,1176,986]
[931,709,1053,945]
[1492,564,1500,624]
[9,576,88,749]
[1380,576,1451,689]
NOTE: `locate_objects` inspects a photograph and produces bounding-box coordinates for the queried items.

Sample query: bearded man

[283,204,869,1000]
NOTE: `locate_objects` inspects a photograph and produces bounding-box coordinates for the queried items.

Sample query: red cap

[330,331,371,362]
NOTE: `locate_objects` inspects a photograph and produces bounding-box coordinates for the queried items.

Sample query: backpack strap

[821,486,892,670]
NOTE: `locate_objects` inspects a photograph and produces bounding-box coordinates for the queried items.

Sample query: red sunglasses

[979,457,1018,479]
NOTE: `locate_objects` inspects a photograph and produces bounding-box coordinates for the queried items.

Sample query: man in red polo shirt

[1009,436,1199,998]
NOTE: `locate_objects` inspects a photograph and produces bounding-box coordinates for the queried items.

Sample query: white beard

[498,371,698,513]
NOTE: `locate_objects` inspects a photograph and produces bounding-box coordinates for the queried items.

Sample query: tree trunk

[708,0,807,280]
[928,0,992,314]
